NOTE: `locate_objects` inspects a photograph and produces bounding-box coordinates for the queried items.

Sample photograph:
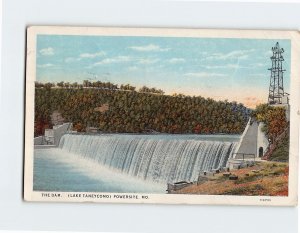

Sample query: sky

[36,35,291,109]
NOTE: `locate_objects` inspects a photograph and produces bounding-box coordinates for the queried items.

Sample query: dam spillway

[58,134,238,183]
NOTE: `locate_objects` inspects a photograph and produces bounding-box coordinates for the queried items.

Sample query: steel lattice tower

[268,42,286,105]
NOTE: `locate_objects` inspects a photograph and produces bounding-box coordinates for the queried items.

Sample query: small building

[44,129,54,144]
[34,123,73,146]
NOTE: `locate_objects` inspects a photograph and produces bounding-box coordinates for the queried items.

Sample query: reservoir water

[34,134,240,193]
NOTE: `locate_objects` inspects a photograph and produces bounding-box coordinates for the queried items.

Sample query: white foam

[35,148,165,193]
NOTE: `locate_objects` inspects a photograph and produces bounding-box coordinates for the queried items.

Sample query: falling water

[59,134,238,183]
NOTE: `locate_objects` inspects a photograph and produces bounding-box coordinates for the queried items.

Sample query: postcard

[24,26,300,205]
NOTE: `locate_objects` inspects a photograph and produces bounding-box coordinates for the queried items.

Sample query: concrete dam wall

[34,123,72,146]
[234,118,269,159]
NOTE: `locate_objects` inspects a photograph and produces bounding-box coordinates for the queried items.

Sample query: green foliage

[34,81,250,135]
[120,84,135,91]
[139,86,164,95]
[269,134,289,162]
[252,104,288,142]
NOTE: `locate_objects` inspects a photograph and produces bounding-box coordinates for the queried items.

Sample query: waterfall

[59,134,237,183]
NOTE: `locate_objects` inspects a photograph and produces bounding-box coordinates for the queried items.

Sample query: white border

[24,26,300,206]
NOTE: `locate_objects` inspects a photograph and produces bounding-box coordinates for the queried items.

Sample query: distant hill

[34,82,251,136]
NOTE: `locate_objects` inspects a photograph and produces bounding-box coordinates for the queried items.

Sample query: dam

[33,133,239,192]
[59,134,239,183]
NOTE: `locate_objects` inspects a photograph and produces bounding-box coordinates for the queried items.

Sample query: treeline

[34,81,250,136]
[35,80,164,94]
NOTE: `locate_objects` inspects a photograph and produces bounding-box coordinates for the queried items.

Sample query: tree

[83,80,91,88]
[34,80,250,135]
[252,104,288,142]
[44,82,54,90]
[71,82,78,89]
[35,82,44,88]
[64,82,70,89]
[57,81,64,88]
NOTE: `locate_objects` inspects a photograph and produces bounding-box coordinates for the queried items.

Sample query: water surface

[34,134,240,193]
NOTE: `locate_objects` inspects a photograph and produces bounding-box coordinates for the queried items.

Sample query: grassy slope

[173,162,288,196]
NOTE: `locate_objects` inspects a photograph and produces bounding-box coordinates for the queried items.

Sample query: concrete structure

[34,145,57,149]
[34,122,73,147]
[86,126,99,133]
[227,159,255,170]
[256,122,270,157]
[53,123,73,146]
[234,118,269,159]
[34,136,45,145]
[166,181,192,193]
[45,128,54,144]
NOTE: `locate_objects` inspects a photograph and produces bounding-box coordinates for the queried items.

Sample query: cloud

[250,63,267,67]
[167,58,185,64]
[93,56,132,66]
[138,58,160,65]
[203,62,267,70]
[184,72,228,78]
[128,66,138,71]
[264,50,273,57]
[40,47,54,56]
[79,51,106,58]
[64,57,77,63]
[65,51,106,63]
[203,64,239,69]
[37,63,54,68]
[249,73,267,78]
[128,44,170,52]
[204,49,255,61]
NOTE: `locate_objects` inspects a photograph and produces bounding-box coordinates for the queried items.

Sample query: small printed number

[260,198,271,202]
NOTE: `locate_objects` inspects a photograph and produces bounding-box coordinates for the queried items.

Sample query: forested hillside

[34,81,251,136]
